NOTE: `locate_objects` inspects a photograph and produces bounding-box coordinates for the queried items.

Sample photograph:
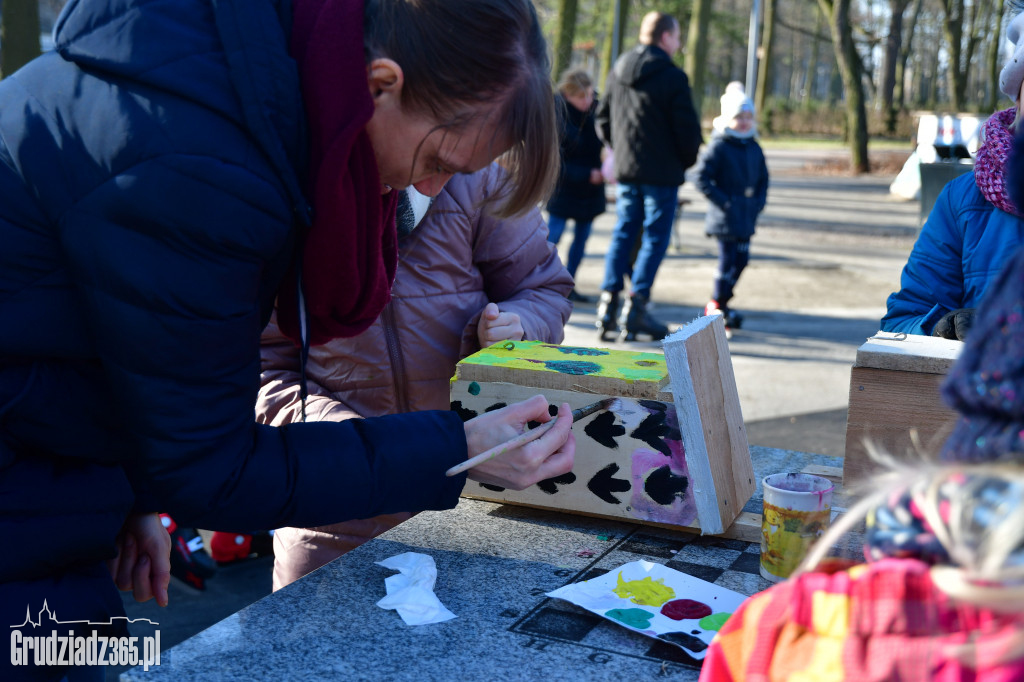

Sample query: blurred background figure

[546,67,606,304]
[595,10,702,342]
[696,85,769,335]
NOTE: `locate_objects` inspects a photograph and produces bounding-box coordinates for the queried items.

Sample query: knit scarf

[974,107,1024,218]
[276,0,399,347]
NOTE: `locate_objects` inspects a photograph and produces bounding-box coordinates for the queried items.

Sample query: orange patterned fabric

[699,558,1024,681]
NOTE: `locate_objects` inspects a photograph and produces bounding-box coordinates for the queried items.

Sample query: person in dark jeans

[695,87,769,334]
[546,68,606,303]
[595,10,702,341]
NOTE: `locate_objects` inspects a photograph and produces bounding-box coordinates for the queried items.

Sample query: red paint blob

[660,598,712,621]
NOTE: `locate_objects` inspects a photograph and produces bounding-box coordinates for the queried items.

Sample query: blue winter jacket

[881,172,1024,336]
[0,0,467,591]
[695,133,769,240]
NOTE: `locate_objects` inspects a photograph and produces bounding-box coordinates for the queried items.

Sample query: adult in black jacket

[546,68,606,303]
[595,11,702,341]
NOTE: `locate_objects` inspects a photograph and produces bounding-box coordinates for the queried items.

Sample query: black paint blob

[658,631,708,653]
[484,402,508,413]
[450,401,479,422]
[584,411,624,449]
[630,411,672,456]
[479,483,505,492]
[644,465,689,505]
[536,472,577,495]
[588,463,631,504]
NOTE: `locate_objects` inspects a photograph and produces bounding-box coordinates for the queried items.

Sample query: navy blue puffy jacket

[0,0,467,587]
[695,133,769,240]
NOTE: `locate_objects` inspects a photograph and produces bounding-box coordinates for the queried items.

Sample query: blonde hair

[557,68,593,99]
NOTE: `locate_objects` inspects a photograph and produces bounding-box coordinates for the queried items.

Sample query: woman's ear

[367,58,404,101]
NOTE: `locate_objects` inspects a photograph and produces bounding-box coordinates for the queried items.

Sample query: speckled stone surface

[122,447,843,681]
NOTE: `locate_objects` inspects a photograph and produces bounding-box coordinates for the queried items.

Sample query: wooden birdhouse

[450,314,754,535]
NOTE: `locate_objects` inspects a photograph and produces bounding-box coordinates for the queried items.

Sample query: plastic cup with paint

[760,473,833,582]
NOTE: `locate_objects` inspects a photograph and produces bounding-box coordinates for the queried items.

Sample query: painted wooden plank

[855,332,962,374]
[453,340,669,398]
[844,366,959,484]
[662,315,755,535]
[453,382,702,529]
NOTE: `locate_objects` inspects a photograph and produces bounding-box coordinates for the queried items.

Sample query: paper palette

[546,560,746,659]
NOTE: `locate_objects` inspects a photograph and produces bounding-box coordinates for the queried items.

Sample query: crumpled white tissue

[375,552,456,626]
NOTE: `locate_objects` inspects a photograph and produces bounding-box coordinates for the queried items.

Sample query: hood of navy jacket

[53,0,308,210]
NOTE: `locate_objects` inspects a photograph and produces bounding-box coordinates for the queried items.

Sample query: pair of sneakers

[704,300,743,331]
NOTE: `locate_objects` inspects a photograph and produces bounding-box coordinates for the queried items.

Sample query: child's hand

[477,302,524,348]
[107,513,171,607]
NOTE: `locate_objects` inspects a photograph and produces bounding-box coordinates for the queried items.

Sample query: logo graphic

[10,601,161,671]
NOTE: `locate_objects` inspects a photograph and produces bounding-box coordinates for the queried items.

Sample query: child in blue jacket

[695,86,770,331]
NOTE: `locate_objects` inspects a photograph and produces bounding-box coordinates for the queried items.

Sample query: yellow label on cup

[760,473,833,582]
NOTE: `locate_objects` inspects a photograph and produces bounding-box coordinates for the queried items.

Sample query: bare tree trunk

[895,0,923,111]
[880,0,910,132]
[986,1,1005,112]
[754,0,775,122]
[939,0,966,109]
[818,0,870,172]
[805,6,825,108]
[553,0,579,84]
[685,0,713,115]
[600,0,629,89]
[1,0,40,79]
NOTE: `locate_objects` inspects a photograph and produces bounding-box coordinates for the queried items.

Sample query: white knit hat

[1000,12,1024,100]
[713,87,755,134]
[720,91,754,122]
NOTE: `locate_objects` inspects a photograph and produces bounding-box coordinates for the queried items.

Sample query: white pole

[746,0,762,96]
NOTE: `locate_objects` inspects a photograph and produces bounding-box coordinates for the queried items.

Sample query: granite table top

[122,446,845,681]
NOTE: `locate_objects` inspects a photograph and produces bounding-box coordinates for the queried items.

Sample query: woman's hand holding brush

[459,395,575,490]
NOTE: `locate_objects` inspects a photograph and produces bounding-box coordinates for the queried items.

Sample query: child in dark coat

[695,86,769,331]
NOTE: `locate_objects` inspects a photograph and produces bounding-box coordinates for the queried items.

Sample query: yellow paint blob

[613,573,676,606]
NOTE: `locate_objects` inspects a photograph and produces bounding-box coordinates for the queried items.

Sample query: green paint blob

[613,573,676,606]
[467,382,481,396]
[698,612,732,631]
[606,608,654,629]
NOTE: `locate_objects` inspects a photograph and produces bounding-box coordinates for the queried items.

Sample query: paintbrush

[445,397,619,477]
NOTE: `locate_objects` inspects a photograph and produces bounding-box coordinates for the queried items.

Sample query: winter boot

[723,307,744,329]
[595,290,620,341]
[210,530,275,564]
[618,293,669,342]
[160,514,217,591]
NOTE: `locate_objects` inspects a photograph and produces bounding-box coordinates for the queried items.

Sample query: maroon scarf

[974,107,1024,218]
[277,0,399,347]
